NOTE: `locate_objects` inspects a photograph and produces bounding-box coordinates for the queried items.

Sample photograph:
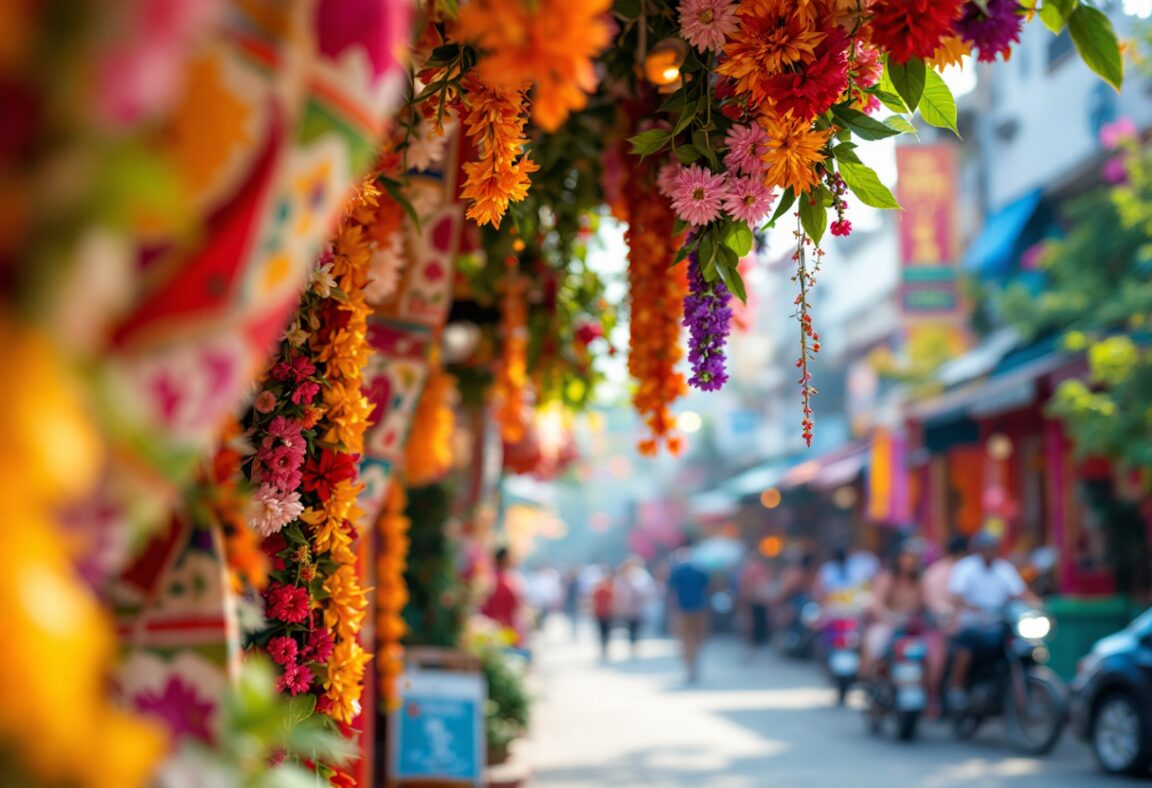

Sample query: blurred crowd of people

[477,528,1057,707]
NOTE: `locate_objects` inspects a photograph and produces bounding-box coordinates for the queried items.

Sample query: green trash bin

[1045,595,1135,681]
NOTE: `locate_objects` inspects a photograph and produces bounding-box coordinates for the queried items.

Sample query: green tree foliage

[998,133,1152,476]
[402,483,468,647]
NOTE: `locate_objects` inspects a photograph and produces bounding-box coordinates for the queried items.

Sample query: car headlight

[1015,614,1052,641]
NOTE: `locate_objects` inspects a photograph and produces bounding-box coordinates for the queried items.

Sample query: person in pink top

[919,535,969,716]
[482,547,524,645]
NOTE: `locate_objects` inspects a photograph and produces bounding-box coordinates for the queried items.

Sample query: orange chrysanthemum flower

[927,35,971,70]
[459,74,539,227]
[455,0,612,131]
[759,113,833,194]
[718,0,828,101]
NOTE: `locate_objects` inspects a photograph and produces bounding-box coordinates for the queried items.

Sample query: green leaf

[1039,0,1075,34]
[674,145,701,165]
[919,69,959,135]
[722,221,754,257]
[886,58,926,113]
[884,116,919,138]
[1068,4,1123,91]
[691,130,720,168]
[832,106,902,141]
[766,188,797,228]
[831,143,862,165]
[872,89,909,115]
[838,160,900,210]
[698,230,718,270]
[628,129,671,156]
[673,98,700,135]
[798,192,829,244]
[716,250,748,302]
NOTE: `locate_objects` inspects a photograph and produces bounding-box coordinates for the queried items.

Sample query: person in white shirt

[946,531,1039,707]
[613,556,655,657]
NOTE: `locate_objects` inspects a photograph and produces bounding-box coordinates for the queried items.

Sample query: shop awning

[779,441,870,490]
[723,461,785,499]
[908,346,1074,425]
[688,489,738,520]
[962,189,1044,278]
[812,448,870,490]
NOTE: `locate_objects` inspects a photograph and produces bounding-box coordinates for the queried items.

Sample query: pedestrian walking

[737,554,773,659]
[667,545,712,684]
[481,546,525,646]
[613,556,655,658]
[592,569,616,662]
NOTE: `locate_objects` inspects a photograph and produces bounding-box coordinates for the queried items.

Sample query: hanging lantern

[644,38,688,90]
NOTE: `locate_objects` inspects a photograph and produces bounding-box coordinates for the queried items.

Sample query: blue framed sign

[390,670,486,786]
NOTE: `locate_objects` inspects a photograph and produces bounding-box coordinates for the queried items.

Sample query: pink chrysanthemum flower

[679,0,739,53]
[723,124,768,176]
[268,636,298,666]
[670,164,727,226]
[721,176,777,225]
[656,161,681,198]
[250,485,304,537]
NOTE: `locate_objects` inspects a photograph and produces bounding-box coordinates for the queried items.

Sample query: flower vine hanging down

[493,262,530,443]
[376,483,410,712]
[240,182,379,744]
[623,153,688,455]
[459,74,539,227]
[683,248,734,391]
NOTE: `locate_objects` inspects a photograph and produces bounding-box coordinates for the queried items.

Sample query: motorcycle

[865,617,929,741]
[817,590,864,706]
[779,593,818,660]
[947,601,1067,755]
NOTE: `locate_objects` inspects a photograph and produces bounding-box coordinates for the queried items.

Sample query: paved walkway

[526,621,1145,787]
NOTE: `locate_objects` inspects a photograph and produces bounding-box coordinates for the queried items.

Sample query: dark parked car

[1070,607,1152,776]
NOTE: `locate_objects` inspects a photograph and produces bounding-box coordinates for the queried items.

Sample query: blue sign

[391,671,486,786]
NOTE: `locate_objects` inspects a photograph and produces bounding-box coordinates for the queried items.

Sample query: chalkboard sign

[390,669,486,786]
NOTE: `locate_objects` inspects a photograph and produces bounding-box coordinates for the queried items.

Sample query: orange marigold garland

[623,155,687,456]
[240,181,378,735]
[404,353,458,486]
[204,420,269,593]
[376,483,410,711]
[493,262,530,443]
[459,74,539,228]
[455,0,612,132]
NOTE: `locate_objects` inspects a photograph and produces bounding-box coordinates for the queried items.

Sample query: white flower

[282,320,309,347]
[365,230,406,304]
[249,486,304,537]
[406,114,457,172]
[310,262,338,298]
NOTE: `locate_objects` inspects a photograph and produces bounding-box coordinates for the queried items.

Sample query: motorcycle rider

[862,539,928,682]
[946,530,1040,710]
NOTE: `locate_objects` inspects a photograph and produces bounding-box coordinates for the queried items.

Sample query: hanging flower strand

[683,249,733,392]
[792,214,822,447]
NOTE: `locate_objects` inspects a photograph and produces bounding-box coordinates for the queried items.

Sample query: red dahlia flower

[301,448,358,502]
[868,0,964,64]
[761,26,850,122]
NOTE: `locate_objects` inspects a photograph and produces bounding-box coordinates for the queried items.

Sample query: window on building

[1047,30,1074,70]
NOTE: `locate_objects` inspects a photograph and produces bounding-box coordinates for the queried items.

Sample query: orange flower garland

[376,483,410,711]
[241,181,377,731]
[404,354,458,486]
[493,263,530,443]
[459,73,539,227]
[455,0,612,132]
[206,421,269,593]
[623,156,687,456]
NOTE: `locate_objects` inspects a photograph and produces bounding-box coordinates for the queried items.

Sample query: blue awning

[962,189,1044,278]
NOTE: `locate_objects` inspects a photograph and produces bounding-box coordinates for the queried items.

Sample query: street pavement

[525,620,1148,787]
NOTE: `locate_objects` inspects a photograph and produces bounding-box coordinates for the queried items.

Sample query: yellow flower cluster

[376,484,411,712]
[0,318,166,787]
[314,188,377,456]
[310,182,378,725]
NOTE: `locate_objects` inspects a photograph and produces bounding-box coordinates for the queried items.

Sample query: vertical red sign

[896,145,958,316]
